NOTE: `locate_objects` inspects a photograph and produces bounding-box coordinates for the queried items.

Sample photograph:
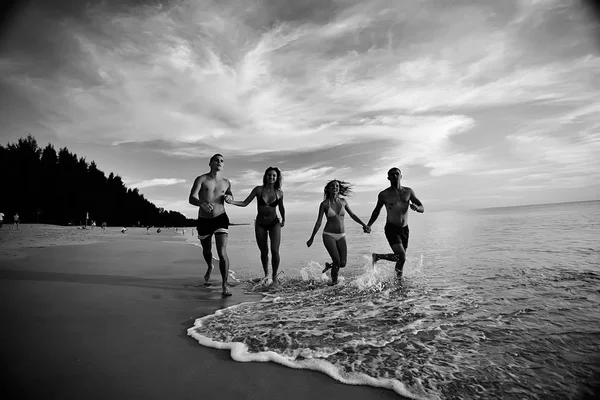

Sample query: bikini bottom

[323,231,345,241]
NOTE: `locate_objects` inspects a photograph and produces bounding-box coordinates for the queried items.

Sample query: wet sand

[0,225,404,399]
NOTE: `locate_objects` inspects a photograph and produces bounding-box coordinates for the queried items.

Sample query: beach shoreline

[0,224,406,399]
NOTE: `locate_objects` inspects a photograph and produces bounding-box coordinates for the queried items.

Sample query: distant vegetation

[0,135,195,227]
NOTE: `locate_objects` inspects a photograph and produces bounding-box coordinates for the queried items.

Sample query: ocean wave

[187,256,600,399]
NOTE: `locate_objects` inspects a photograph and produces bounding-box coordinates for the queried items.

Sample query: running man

[189,154,234,296]
[366,168,424,277]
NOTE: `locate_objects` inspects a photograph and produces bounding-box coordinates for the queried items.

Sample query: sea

[182,200,600,400]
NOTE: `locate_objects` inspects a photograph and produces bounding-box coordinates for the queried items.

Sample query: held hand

[200,202,214,212]
[362,225,371,234]
[224,195,233,204]
[306,238,313,247]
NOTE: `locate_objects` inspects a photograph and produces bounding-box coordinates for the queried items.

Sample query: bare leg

[372,254,399,262]
[215,233,231,296]
[372,253,379,264]
[199,236,214,284]
[269,223,282,283]
[394,244,407,276]
[255,223,269,278]
[337,237,347,269]
[372,243,406,276]
[323,234,341,285]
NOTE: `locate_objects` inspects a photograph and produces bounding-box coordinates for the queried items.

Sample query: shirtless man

[366,168,424,277]
[188,154,234,296]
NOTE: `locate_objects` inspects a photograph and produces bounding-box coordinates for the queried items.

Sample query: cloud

[3,0,597,150]
[1,0,599,213]
[128,178,187,189]
[560,100,600,123]
[153,198,194,214]
[232,165,351,194]
[502,104,600,191]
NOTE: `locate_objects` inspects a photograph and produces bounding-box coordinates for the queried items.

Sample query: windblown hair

[323,180,353,200]
[262,167,283,190]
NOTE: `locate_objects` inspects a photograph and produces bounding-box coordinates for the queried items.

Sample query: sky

[1,0,599,222]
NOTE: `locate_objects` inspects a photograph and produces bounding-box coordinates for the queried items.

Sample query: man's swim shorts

[197,213,230,240]
[384,223,409,249]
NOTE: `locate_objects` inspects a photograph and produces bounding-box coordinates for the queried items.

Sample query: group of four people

[189,154,424,296]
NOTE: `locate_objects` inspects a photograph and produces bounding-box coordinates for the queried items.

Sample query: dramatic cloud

[0,0,598,217]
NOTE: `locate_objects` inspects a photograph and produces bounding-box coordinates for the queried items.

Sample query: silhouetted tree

[40,143,58,223]
[0,136,194,227]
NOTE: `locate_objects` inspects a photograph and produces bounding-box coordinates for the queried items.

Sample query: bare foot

[328,279,338,286]
[222,285,232,297]
[203,266,213,286]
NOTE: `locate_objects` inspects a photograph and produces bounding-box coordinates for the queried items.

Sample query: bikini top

[257,191,280,207]
[326,200,345,218]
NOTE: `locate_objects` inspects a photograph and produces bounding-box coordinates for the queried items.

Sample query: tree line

[0,135,195,227]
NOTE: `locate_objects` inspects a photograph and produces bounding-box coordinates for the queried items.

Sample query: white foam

[187,316,436,400]
[228,269,242,283]
[348,256,397,290]
[250,277,273,291]
[186,254,439,399]
[299,261,330,282]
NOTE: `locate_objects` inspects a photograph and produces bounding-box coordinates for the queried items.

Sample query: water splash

[299,261,329,283]
[351,255,397,292]
[188,255,600,399]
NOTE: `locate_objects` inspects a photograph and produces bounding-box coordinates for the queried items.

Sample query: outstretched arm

[409,190,424,213]
[306,202,325,247]
[278,191,286,227]
[344,200,369,232]
[227,186,258,207]
[366,193,385,228]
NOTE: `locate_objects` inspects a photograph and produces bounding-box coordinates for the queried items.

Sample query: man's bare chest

[201,181,227,194]
[384,190,410,207]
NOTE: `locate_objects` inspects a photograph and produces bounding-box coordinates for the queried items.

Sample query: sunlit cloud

[128,178,187,189]
[232,165,351,194]
[1,0,598,216]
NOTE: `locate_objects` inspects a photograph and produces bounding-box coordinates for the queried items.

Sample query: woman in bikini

[226,167,286,285]
[306,180,369,285]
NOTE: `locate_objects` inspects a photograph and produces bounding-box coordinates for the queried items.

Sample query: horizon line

[469,198,600,212]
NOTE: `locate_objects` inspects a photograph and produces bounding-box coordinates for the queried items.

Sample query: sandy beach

[1,225,403,400]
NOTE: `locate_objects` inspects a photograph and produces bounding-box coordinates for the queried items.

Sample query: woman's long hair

[262,167,283,190]
[323,180,353,200]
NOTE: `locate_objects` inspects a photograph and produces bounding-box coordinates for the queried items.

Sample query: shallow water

[185,201,600,399]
